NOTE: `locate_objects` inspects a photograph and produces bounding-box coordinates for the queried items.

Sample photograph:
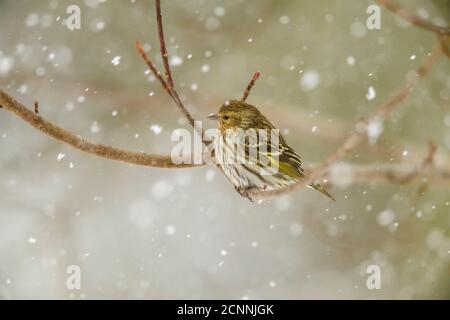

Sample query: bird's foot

[234,186,255,202]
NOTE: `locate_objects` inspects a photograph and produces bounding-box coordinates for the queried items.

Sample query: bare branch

[374,49,443,120]
[247,42,444,200]
[0,89,202,169]
[439,35,450,58]
[136,1,204,141]
[421,141,437,170]
[136,46,202,139]
[242,71,261,102]
[351,141,439,185]
[136,41,172,97]
[377,0,450,36]
[313,163,450,187]
[415,141,438,194]
[155,0,175,89]
[338,164,450,185]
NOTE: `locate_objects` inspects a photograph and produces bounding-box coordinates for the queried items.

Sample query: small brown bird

[209,100,335,201]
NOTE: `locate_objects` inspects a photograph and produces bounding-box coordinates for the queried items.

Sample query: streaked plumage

[210,100,335,201]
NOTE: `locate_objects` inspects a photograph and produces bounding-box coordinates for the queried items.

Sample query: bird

[208,100,335,202]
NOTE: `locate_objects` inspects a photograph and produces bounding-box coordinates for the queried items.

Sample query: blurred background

[0,0,449,299]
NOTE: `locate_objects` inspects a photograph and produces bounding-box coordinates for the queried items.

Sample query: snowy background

[0,0,449,299]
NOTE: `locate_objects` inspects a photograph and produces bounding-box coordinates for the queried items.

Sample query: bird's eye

[223,115,230,121]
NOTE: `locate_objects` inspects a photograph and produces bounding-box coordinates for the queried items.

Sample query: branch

[439,35,450,58]
[377,0,450,60]
[306,163,450,186]
[319,141,444,186]
[421,141,437,170]
[155,0,174,89]
[136,0,204,141]
[247,42,444,200]
[0,90,201,169]
[377,0,450,36]
[323,163,450,186]
[136,41,172,97]
[242,71,261,102]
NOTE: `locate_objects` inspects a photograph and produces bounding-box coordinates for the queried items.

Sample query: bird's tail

[309,183,336,201]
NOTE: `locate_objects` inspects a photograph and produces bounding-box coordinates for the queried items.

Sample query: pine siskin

[209,100,335,201]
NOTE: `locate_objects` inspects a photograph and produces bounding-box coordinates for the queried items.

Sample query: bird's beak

[208,113,219,121]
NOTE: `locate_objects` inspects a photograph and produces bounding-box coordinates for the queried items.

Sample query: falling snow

[300,70,321,91]
[0,0,447,301]
[366,86,376,101]
[111,56,121,66]
[366,118,384,145]
[170,55,183,67]
[90,121,102,134]
[150,125,163,135]
[377,209,396,227]
[57,153,66,162]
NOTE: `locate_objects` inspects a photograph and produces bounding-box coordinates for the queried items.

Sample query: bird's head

[208,100,267,132]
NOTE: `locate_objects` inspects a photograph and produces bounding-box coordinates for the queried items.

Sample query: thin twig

[155,0,175,89]
[136,41,172,97]
[247,43,444,200]
[136,1,203,140]
[377,0,450,36]
[242,71,261,102]
[355,141,438,185]
[439,35,450,58]
[415,141,438,195]
[313,163,450,186]
[342,164,450,185]
[375,49,443,120]
[136,45,201,139]
[421,141,437,170]
[0,90,201,169]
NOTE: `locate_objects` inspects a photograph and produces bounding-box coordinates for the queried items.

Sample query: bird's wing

[244,130,305,179]
[277,143,305,179]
